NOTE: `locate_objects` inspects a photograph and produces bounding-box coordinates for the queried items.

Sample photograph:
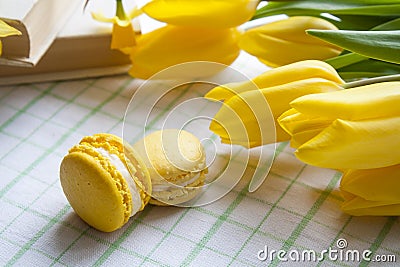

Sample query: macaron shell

[133,129,208,206]
[149,170,206,206]
[123,142,152,207]
[133,129,206,182]
[81,133,152,211]
[60,152,128,232]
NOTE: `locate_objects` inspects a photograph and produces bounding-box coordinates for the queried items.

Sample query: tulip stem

[116,0,127,20]
[343,74,400,89]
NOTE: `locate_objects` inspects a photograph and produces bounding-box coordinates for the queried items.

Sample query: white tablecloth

[0,52,398,267]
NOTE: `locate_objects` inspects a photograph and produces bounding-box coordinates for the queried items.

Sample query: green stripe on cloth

[128,83,194,144]
[5,205,70,267]
[182,142,290,265]
[94,82,196,266]
[180,140,252,265]
[228,164,306,265]
[0,85,56,132]
[316,216,353,267]
[1,57,396,267]
[359,217,397,267]
[181,188,247,266]
[93,207,154,267]
[2,79,131,264]
[270,171,342,266]
[0,82,93,198]
[139,207,190,266]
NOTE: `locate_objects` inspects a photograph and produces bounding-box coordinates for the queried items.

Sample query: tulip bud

[340,164,400,216]
[278,81,400,169]
[238,16,343,67]
[205,60,344,101]
[92,2,142,51]
[206,60,343,147]
[142,0,259,28]
[127,25,240,79]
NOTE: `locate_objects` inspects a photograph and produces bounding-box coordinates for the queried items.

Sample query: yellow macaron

[59,133,152,232]
[133,129,208,206]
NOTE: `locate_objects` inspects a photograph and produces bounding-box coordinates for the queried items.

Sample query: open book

[0,0,138,85]
[0,0,82,66]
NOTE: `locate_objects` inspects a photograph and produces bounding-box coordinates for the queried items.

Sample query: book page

[0,0,37,20]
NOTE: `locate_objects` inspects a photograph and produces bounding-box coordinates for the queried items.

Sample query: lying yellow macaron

[133,129,208,206]
[60,130,208,231]
[60,133,152,232]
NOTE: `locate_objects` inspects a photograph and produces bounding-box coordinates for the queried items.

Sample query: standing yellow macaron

[133,129,208,206]
[60,133,152,232]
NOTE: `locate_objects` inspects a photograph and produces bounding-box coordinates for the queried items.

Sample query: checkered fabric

[0,53,399,267]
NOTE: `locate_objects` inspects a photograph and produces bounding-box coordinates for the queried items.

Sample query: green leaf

[326,53,367,69]
[307,30,400,64]
[337,59,400,80]
[253,1,400,19]
[329,5,400,16]
[371,17,400,30]
[323,15,397,30]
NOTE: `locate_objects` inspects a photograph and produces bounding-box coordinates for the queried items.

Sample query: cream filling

[152,172,202,192]
[96,147,142,217]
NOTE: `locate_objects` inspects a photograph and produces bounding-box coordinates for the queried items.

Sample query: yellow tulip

[92,0,141,50]
[142,0,259,28]
[0,19,22,56]
[127,25,241,79]
[238,16,343,67]
[278,81,400,169]
[205,60,344,101]
[340,164,400,216]
[205,60,343,148]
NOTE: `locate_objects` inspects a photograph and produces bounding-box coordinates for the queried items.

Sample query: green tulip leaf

[337,59,400,80]
[371,17,400,30]
[254,1,400,19]
[326,53,367,69]
[323,15,397,30]
[326,18,400,69]
[307,30,400,64]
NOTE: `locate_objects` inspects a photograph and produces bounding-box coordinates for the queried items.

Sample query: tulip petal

[128,26,240,79]
[239,33,343,67]
[290,128,327,149]
[209,77,341,146]
[205,60,344,102]
[209,89,276,148]
[91,11,116,23]
[296,117,400,169]
[260,78,341,116]
[209,111,251,147]
[239,16,342,67]
[278,109,333,148]
[205,81,259,102]
[278,109,332,134]
[0,19,22,57]
[341,196,400,216]
[340,165,400,202]
[252,60,344,87]
[142,0,258,28]
[290,81,400,120]
[0,19,22,37]
[111,22,136,49]
[248,17,339,45]
[92,11,137,50]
